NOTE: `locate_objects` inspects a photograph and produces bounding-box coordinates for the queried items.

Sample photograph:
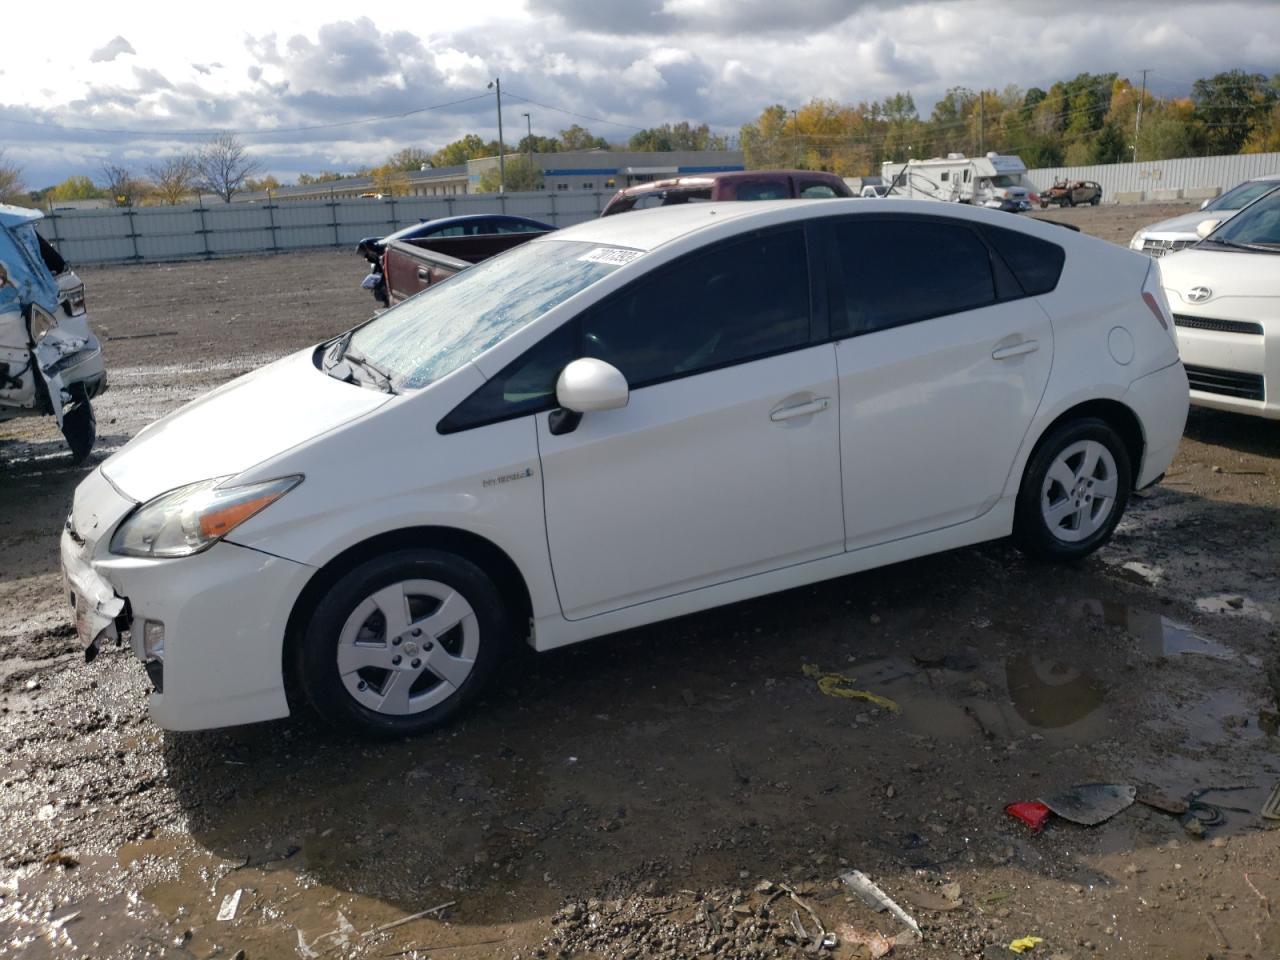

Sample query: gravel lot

[1,204,1278,960]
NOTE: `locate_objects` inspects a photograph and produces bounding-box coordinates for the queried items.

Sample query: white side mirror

[1199,198,1211,210]
[1196,219,1222,239]
[556,357,629,413]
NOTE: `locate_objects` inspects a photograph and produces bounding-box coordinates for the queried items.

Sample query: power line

[0,92,495,139]
[501,91,647,132]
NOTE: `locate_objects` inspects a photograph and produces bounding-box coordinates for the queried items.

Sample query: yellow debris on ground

[801,664,901,713]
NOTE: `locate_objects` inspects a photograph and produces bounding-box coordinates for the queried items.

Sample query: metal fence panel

[1025,152,1280,200]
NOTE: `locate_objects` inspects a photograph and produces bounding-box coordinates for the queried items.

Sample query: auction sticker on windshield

[577,247,643,266]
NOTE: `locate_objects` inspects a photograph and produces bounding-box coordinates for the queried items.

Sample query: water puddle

[1196,593,1274,622]
[1072,598,1236,660]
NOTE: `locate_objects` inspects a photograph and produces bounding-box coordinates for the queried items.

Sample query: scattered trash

[371,900,457,934]
[1005,801,1053,832]
[837,925,897,958]
[1261,782,1280,821]
[1135,790,1188,816]
[840,870,921,938]
[217,888,243,922]
[940,882,961,902]
[49,911,80,929]
[1009,935,1045,953]
[1183,818,1206,839]
[904,889,962,912]
[1038,783,1136,826]
[296,929,319,959]
[1244,872,1272,920]
[802,664,901,712]
[41,850,79,869]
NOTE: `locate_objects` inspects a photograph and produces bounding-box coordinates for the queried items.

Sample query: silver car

[1129,174,1280,257]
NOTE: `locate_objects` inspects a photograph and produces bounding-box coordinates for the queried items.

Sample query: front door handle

[992,339,1039,360]
[417,267,431,282]
[770,397,830,422]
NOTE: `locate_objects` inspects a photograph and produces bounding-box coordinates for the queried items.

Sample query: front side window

[1210,189,1280,248]
[829,218,996,337]
[440,229,812,431]
[348,240,629,390]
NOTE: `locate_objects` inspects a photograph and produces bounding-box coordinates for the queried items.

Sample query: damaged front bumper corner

[60,527,128,662]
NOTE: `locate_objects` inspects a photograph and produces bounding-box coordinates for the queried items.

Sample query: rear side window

[829,218,996,337]
[799,183,839,198]
[729,180,791,201]
[983,226,1065,295]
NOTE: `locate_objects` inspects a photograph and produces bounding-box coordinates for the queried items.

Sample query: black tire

[1039,200,1049,209]
[1014,418,1131,562]
[1090,195,1101,206]
[1066,196,1076,207]
[297,549,511,737]
[61,396,96,464]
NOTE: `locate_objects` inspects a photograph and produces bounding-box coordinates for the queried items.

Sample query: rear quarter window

[983,226,1065,296]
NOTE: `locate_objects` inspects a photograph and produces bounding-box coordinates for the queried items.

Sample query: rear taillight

[1142,264,1173,334]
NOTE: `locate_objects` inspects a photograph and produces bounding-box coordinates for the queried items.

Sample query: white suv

[62,200,1188,736]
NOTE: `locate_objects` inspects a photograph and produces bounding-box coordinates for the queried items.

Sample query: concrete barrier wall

[1025,152,1280,204]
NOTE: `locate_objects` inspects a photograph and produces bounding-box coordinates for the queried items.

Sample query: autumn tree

[0,150,27,206]
[476,155,543,192]
[1193,70,1278,155]
[370,165,411,196]
[432,134,491,167]
[146,154,197,205]
[195,133,262,203]
[629,122,726,151]
[244,175,281,193]
[558,124,609,151]
[99,161,144,207]
[297,171,351,185]
[48,175,104,203]
[384,147,432,171]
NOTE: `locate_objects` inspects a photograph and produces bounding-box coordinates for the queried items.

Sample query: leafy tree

[558,124,609,151]
[146,154,197,205]
[243,175,281,193]
[370,165,410,196]
[48,175,104,203]
[0,150,27,206]
[628,122,727,152]
[517,134,560,155]
[385,147,432,172]
[195,133,262,203]
[1193,70,1277,154]
[476,155,543,192]
[297,171,351,185]
[432,134,491,167]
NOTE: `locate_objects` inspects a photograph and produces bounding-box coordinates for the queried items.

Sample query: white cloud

[89,35,135,63]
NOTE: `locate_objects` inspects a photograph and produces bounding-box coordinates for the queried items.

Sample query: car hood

[1140,208,1239,239]
[101,348,393,503]
[1159,248,1280,306]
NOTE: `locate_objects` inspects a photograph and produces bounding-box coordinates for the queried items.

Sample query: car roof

[544,197,1067,253]
[617,169,842,196]
[0,203,42,230]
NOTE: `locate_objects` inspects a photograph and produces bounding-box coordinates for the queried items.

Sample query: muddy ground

[1,203,1277,960]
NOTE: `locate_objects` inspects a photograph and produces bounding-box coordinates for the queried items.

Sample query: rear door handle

[770,397,830,422]
[992,339,1039,360]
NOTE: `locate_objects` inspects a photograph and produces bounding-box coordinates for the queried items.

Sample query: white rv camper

[881,152,1035,211]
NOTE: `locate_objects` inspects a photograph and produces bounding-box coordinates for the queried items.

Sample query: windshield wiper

[341,347,397,394]
[1200,236,1277,253]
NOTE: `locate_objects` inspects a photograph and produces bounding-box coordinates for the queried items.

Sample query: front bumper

[1174,321,1277,420]
[1125,359,1190,485]
[61,520,312,731]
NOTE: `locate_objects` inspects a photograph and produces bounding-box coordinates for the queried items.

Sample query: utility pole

[978,93,986,154]
[1134,69,1149,163]
[523,112,533,181]
[488,78,506,193]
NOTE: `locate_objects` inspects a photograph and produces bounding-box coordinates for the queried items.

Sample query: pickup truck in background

[600,169,853,216]
[363,214,555,305]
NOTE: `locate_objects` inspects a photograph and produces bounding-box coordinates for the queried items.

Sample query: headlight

[28,307,55,343]
[1129,231,1145,250]
[110,475,302,558]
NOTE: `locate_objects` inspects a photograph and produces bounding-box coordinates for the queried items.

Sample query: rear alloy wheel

[298,549,509,737]
[1015,419,1131,561]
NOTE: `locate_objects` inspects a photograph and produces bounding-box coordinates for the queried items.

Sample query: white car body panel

[538,344,844,620]
[60,199,1190,731]
[836,298,1053,549]
[1159,247,1278,419]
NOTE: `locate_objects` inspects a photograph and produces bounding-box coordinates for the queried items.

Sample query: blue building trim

[676,165,746,173]
[539,167,620,177]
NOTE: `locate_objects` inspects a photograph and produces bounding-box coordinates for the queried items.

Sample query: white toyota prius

[61,200,1189,736]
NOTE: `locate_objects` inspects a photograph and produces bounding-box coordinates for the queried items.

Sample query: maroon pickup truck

[600,169,853,216]
[377,214,556,304]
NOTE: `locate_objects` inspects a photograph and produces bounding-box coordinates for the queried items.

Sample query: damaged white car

[0,203,106,461]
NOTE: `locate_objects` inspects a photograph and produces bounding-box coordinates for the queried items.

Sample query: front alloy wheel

[1014,418,1131,561]
[298,549,508,736]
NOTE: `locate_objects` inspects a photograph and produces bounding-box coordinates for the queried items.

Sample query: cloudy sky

[1,0,1277,187]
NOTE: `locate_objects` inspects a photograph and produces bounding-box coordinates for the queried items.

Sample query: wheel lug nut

[357,680,368,691]
[392,655,402,665]
[411,658,421,668]
[411,628,422,637]
[425,642,434,651]
[392,637,401,646]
